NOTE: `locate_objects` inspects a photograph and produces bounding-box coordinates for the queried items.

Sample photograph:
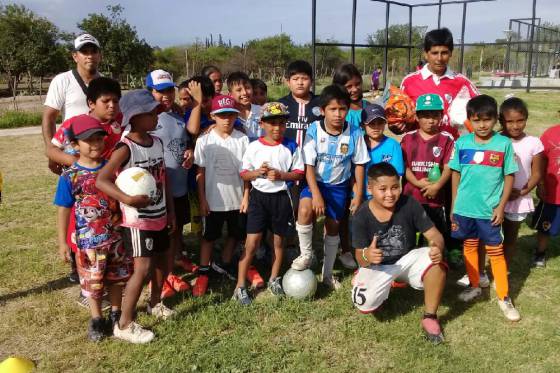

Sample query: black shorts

[246,189,296,237]
[173,194,190,227]
[203,210,246,241]
[418,205,446,247]
[122,227,170,257]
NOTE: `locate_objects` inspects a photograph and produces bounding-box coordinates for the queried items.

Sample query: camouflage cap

[260,102,290,120]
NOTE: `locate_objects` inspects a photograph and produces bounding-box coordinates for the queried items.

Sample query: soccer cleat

[247,266,265,289]
[113,321,154,344]
[160,280,176,299]
[268,277,285,297]
[147,302,175,320]
[456,273,490,288]
[192,274,209,297]
[291,254,312,271]
[498,297,521,322]
[458,286,482,302]
[322,275,342,291]
[232,286,252,306]
[167,274,191,293]
[176,257,198,273]
[338,251,358,270]
[68,270,79,283]
[533,252,546,268]
[88,317,106,342]
[211,261,236,280]
[421,315,444,344]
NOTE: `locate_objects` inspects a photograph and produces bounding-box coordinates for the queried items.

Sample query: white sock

[322,234,340,279]
[296,222,313,257]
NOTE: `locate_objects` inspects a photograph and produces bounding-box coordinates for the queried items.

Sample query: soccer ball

[282,268,317,299]
[115,167,157,200]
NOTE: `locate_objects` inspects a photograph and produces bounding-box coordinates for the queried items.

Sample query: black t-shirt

[352,195,434,264]
[278,93,321,146]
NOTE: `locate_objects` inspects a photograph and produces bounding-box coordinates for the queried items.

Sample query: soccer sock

[296,222,313,257]
[463,239,480,288]
[486,244,509,300]
[322,234,340,279]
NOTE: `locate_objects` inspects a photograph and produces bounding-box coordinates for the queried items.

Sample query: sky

[10,0,560,47]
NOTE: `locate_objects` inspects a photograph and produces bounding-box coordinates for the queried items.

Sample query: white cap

[74,34,100,51]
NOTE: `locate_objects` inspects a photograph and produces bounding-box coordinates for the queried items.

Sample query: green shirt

[449,132,518,219]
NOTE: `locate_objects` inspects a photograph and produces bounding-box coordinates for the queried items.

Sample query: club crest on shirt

[320,137,326,143]
[542,221,551,231]
[145,238,154,251]
[312,106,322,116]
[340,143,349,154]
[445,93,453,103]
[489,153,501,165]
[433,146,442,157]
[382,154,393,162]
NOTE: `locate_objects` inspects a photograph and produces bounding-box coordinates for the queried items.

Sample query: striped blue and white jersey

[302,120,370,185]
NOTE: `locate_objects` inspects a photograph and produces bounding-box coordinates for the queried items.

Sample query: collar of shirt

[420,64,455,85]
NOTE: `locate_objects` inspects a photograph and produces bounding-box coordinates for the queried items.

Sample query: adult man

[42,34,102,174]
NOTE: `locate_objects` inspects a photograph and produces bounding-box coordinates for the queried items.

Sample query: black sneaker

[108,310,122,333]
[88,317,106,342]
[211,261,236,280]
[533,251,546,268]
[68,270,79,283]
[268,277,285,297]
[232,287,252,306]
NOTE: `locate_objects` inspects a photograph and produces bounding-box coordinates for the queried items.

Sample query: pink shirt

[505,135,544,213]
[540,125,560,205]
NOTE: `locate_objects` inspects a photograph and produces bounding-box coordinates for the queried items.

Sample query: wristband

[361,248,369,263]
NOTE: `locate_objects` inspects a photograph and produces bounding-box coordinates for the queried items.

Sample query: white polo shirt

[44,70,95,121]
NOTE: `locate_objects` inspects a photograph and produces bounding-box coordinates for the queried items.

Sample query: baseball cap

[69,114,107,140]
[260,102,290,120]
[210,95,239,114]
[120,89,160,126]
[146,69,176,91]
[416,94,444,111]
[74,34,100,51]
[362,103,387,124]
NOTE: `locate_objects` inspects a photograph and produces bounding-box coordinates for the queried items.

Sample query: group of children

[48,55,558,345]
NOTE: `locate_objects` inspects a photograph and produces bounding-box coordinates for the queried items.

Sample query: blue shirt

[345,99,369,130]
[364,135,404,199]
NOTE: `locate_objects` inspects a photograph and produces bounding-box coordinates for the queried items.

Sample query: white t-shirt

[194,129,249,211]
[44,70,93,121]
[241,137,305,193]
[505,135,544,214]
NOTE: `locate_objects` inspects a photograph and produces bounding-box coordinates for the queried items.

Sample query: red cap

[70,114,107,140]
[210,95,240,115]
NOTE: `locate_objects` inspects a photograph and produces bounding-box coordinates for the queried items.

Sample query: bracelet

[361,248,369,263]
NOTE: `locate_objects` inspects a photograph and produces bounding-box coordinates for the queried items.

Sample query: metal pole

[383,2,390,88]
[535,19,541,76]
[515,21,521,71]
[312,0,317,92]
[505,20,512,73]
[437,0,443,28]
[459,3,467,74]
[351,0,357,64]
[408,6,413,72]
[526,0,537,92]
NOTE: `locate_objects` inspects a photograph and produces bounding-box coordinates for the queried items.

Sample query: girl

[201,65,223,94]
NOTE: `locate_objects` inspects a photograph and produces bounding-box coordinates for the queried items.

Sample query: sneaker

[192,274,209,297]
[109,310,121,331]
[113,321,154,344]
[421,315,444,344]
[167,274,191,293]
[322,275,342,291]
[338,251,358,270]
[498,297,521,322]
[247,266,265,289]
[456,273,490,288]
[211,261,236,280]
[232,286,252,306]
[533,252,546,268]
[160,280,176,299]
[176,257,198,273]
[88,317,106,342]
[291,254,312,271]
[147,302,175,320]
[458,286,482,302]
[68,270,79,283]
[268,277,285,297]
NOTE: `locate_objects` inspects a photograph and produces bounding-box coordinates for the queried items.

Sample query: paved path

[0,125,43,137]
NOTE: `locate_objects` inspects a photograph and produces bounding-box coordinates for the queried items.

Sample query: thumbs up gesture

[428,240,443,264]
[364,235,384,265]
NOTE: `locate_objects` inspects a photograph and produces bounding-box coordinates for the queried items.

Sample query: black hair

[178,75,215,98]
[226,71,251,90]
[466,94,498,120]
[86,77,121,103]
[499,97,529,125]
[201,65,221,78]
[333,63,362,86]
[318,84,351,108]
[285,60,313,80]
[424,28,454,52]
[250,78,267,93]
[367,162,398,182]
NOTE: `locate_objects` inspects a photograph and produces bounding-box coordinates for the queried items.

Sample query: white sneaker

[147,302,175,320]
[322,275,342,291]
[113,321,154,344]
[338,251,357,270]
[458,287,482,302]
[456,273,490,288]
[291,254,312,270]
[498,297,521,322]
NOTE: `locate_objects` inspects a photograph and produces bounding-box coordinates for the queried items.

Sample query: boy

[333,63,368,129]
[233,102,305,305]
[292,85,370,290]
[96,90,176,343]
[449,94,520,321]
[227,71,261,142]
[54,115,132,342]
[401,94,454,242]
[192,94,250,296]
[533,123,560,267]
[371,66,381,93]
[351,163,447,344]
[362,103,404,200]
[146,70,193,297]
[250,78,268,106]
[177,81,193,115]
[184,75,217,135]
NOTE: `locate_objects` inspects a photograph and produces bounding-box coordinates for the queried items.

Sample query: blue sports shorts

[450,214,503,245]
[532,202,560,236]
[300,180,350,221]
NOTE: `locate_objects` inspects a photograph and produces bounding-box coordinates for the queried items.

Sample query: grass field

[1,91,560,372]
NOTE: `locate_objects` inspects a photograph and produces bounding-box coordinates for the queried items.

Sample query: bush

[0,110,43,129]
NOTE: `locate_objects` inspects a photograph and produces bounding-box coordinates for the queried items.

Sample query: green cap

[415,93,444,111]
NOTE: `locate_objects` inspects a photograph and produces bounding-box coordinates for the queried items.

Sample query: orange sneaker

[167,274,191,293]
[391,281,408,288]
[176,257,198,274]
[161,280,176,299]
[192,274,209,297]
[247,266,265,289]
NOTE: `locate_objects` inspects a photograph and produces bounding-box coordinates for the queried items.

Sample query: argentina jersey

[302,120,370,185]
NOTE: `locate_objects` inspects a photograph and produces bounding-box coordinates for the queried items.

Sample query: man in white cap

[42,33,102,174]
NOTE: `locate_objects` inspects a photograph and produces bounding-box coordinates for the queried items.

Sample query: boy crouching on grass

[233,102,305,305]
[54,115,133,342]
[351,163,447,344]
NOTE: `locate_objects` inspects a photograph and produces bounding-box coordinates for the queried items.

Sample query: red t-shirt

[540,124,560,204]
[401,130,455,207]
[400,65,479,139]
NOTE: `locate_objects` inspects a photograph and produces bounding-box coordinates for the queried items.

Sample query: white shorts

[351,247,441,313]
[504,211,529,222]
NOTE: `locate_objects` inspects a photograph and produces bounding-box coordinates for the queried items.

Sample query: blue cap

[120,90,160,126]
[362,103,387,124]
[145,69,176,91]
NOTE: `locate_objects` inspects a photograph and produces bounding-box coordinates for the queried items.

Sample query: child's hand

[421,183,440,199]
[491,206,505,226]
[240,196,249,214]
[266,168,282,181]
[126,195,152,208]
[187,81,203,105]
[199,198,210,217]
[509,188,521,201]
[312,194,325,217]
[428,240,443,264]
[48,159,63,175]
[417,178,431,189]
[365,236,383,265]
[536,184,546,200]
[349,195,361,215]
[256,163,269,178]
[182,149,194,169]
[58,244,71,263]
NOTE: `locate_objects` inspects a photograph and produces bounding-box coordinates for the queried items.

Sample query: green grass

[0,110,43,129]
[2,91,560,372]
